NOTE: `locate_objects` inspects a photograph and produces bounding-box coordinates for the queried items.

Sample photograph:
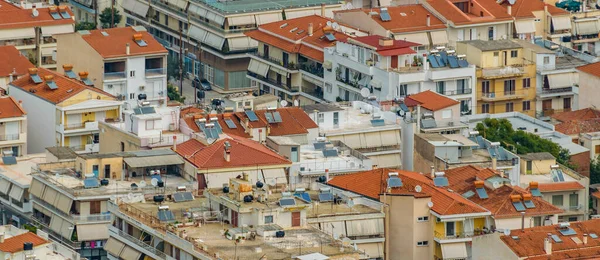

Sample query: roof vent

[280,23,288,28]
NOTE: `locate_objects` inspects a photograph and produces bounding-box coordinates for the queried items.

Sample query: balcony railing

[64,122,86,130]
[434,230,489,240]
[0,134,19,141]
[537,108,572,117]
[539,87,574,95]
[299,63,324,77]
[145,68,166,76]
[247,72,299,92]
[481,66,525,79]
[560,204,583,211]
[336,76,363,89]
[72,213,112,222]
[250,52,298,70]
[439,88,472,95]
[480,91,525,101]
[104,71,126,80]
[109,226,168,259]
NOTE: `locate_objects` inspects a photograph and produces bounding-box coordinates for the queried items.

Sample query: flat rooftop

[192,0,340,14]
[0,154,45,186]
[520,170,579,186]
[463,112,555,134]
[297,141,371,175]
[461,40,521,51]
[320,103,401,135]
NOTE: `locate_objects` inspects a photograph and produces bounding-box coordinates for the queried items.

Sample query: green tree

[591,156,600,184]
[167,56,180,81]
[167,83,185,103]
[99,7,122,29]
[75,22,96,31]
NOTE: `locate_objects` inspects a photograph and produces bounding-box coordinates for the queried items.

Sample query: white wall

[8,86,56,153]
[472,233,518,260]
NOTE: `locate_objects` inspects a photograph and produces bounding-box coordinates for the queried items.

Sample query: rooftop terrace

[320,101,400,135]
[294,140,372,175]
[0,154,45,186]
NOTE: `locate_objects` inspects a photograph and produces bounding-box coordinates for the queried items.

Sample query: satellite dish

[326,21,332,27]
[415,185,422,193]
[346,198,355,208]
[32,9,39,17]
[139,180,147,188]
[293,99,299,107]
[507,0,516,4]
[503,229,511,236]
[151,178,158,187]
[268,178,277,186]
[427,201,434,208]
[280,100,288,107]
[360,88,370,98]
[332,22,340,31]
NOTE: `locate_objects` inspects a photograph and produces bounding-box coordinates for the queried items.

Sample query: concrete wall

[76,156,124,179]
[55,32,104,89]
[448,23,511,46]
[520,158,555,175]
[472,233,519,260]
[571,151,590,177]
[382,195,433,260]
[578,71,600,110]
[494,214,558,230]
[98,122,142,153]
[334,11,388,37]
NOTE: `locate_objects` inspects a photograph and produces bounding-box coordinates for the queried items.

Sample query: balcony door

[542,99,552,112]
[263,45,269,57]
[563,98,571,111]
[446,222,456,237]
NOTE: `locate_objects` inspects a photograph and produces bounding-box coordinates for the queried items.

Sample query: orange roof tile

[578,61,600,78]
[426,0,512,25]
[0,232,47,253]
[489,0,569,19]
[259,15,333,41]
[0,6,74,30]
[298,45,324,62]
[592,191,600,199]
[555,118,600,135]
[174,136,291,170]
[9,68,114,104]
[302,28,350,50]
[234,107,317,136]
[81,27,168,58]
[552,108,600,123]
[444,166,563,218]
[501,219,600,259]
[245,30,301,53]
[536,182,585,192]
[0,96,26,119]
[405,90,459,111]
[0,46,34,77]
[328,168,489,216]
[180,106,204,118]
[362,5,447,33]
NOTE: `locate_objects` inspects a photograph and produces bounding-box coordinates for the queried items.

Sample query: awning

[123,154,184,168]
[204,32,225,50]
[49,215,64,234]
[42,186,58,205]
[248,59,270,77]
[228,37,257,51]
[189,25,207,42]
[364,132,383,148]
[0,179,10,195]
[0,27,35,41]
[56,194,73,214]
[77,224,109,241]
[33,204,50,217]
[285,8,318,19]
[370,79,382,89]
[394,33,429,45]
[41,24,74,36]
[205,10,225,26]
[188,3,207,17]
[120,246,142,260]
[346,219,384,236]
[8,185,23,201]
[430,31,449,45]
[515,20,536,34]
[41,48,55,56]
[256,13,283,25]
[105,238,126,257]
[121,0,149,17]
[269,66,289,78]
[441,243,468,259]
[380,130,400,146]
[575,20,599,35]
[552,16,572,31]
[547,73,577,89]
[228,15,256,26]
[166,0,188,10]
[61,220,74,238]
[260,168,286,183]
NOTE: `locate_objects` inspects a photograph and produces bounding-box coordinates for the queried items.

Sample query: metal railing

[299,63,324,77]
[434,230,488,240]
[440,88,472,95]
[247,72,299,92]
[249,51,298,70]
[482,66,525,78]
[0,134,19,141]
[145,68,166,76]
[537,108,571,117]
[563,204,583,211]
[72,213,112,222]
[540,87,574,95]
[110,226,168,259]
[104,71,126,80]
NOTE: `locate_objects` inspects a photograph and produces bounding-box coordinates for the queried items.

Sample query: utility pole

[111,0,115,28]
[179,28,184,96]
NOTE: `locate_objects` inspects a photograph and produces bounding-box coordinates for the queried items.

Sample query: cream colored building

[0,97,27,157]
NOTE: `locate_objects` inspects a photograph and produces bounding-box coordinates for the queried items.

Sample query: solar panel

[380,11,391,21]
[173,192,194,202]
[265,112,275,123]
[447,55,459,68]
[272,112,282,123]
[458,59,469,68]
[590,233,598,239]
[435,55,446,67]
[50,12,61,20]
[245,110,258,122]
[557,170,565,181]
[439,51,449,64]
[433,177,449,187]
[60,11,71,19]
[136,40,148,47]
[475,188,488,199]
[313,142,329,150]
[512,201,526,212]
[173,193,185,202]
[531,188,542,197]
[211,128,219,138]
[133,108,143,115]
[294,192,312,203]
[83,178,99,189]
[141,107,156,114]
[31,74,43,83]
[212,121,223,133]
[371,119,385,127]
[462,190,475,199]
[325,33,336,41]
[322,149,338,157]
[319,193,334,202]
[387,176,403,188]
[82,78,94,86]
[224,119,237,129]
[421,119,437,129]
[182,192,194,201]
[65,71,77,79]
[551,234,563,243]
[47,81,58,90]
[559,228,577,236]
[428,55,440,68]
[157,210,175,222]
[1,156,16,165]
[279,198,296,206]
[524,200,535,208]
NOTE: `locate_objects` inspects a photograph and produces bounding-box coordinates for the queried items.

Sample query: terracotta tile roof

[302,28,350,50]
[81,27,168,58]
[361,5,447,33]
[0,46,34,77]
[444,166,563,218]
[552,108,600,123]
[578,61,600,78]
[328,168,489,216]
[501,219,600,259]
[426,0,512,25]
[9,68,114,104]
[0,96,26,119]
[489,0,568,18]
[0,6,74,30]
[0,2,21,11]
[405,90,459,111]
[259,15,332,41]
[298,45,324,62]
[536,181,585,192]
[592,191,600,199]
[345,35,419,55]
[0,232,47,253]
[234,107,317,136]
[555,118,600,135]
[174,136,291,170]
[180,106,204,118]
[182,113,251,138]
[245,30,301,53]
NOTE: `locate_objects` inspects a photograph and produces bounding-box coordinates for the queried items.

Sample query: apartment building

[472,219,600,260]
[0,225,78,260]
[571,7,600,55]
[457,40,537,117]
[121,0,343,93]
[9,68,122,154]
[404,90,469,134]
[0,2,74,70]
[577,61,600,110]
[0,155,45,228]
[550,108,600,151]
[328,168,491,260]
[0,97,27,157]
[0,46,34,93]
[68,0,126,27]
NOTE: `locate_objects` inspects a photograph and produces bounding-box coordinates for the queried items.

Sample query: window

[325,83,332,93]
[533,216,542,226]
[494,52,499,57]
[436,81,445,94]
[457,79,467,93]
[552,195,563,206]
[129,70,135,78]
[488,26,494,40]
[146,120,155,130]
[317,113,324,124]
[595,145,600,154]
[504,79,516,96]
[511,50,518,58]
[129,93,135,100]
[417,241,429,246]
[164,14,168,26]
[523,78,531,88]
[481,81,490,93]
[396,84,408,97]
[417,216,429,222]
[522,100,531,111]
[569,193,579,208]
[264,215,273,224]
[482,103,490,113]
[179,20,183,30]
[445,222,455,236]
[564,97,571,109]
[333,112,339,126]
[90,201,101,214]
[544,56,550,64]
[505,102,514,112]
[204,64,214,83]
[442,109,452,119]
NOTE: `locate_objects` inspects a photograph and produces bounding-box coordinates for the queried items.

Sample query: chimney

[492,156,497,170]
[224,142,231,162]
[242,172,248,181]
[379,37,394,47]
[520,211,525,232]
[507,5,511,15]
[321,3,325,17]
[172,135,177,151]
[584,234,588,245]
[308,23,314,36]
[0,233,4,243]
[9,68,15,83]
[18,100,22,106]
[325,169,329,183]
[126,43,130,55]
[544,234,552,255]
[426,14,430,27]
[430,166,435,178]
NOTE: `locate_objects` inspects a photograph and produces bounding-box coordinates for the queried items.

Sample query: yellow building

[8,68,123,154]
[457,40,537,117]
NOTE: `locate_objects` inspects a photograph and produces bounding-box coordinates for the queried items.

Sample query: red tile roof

[361,5,447,33]
[0,46,34,78]
[0,96,26,119]
[489,0,568,18]
[444,166,563,218]
[405,90,459,111]
[344,35,419,56]
[552,108,600,123]
[0,6,74,30]
[298,45,324,62]
[9,68,115,104]
[174,135,291,170]
[328,168,489,216]
[592,191,600,199]
[501,219,600,259]
[81,27,168,58]
[245,30,301,53]
[536,182,585,192]
[578,61,600,78]
[259,15,332,41]
[555,119,600,135]
[426,0,512,25]
[0,232,47,253]
[234,107,318,136]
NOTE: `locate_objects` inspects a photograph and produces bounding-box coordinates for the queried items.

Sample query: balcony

[104,71,126,80]
[434,230,489,242]
[480,91,525,102]
[145,68,166,77]
[69,143,99,153]
[481,66,525,79]
[537,108,572,118]
[537,87,574,97]
[0,134,19,142]
[439,88,473,96]
[249,51,298,71]
[247,72,299,94]
[72,213,112,223]
[108,226,169,259]
[299,62,324,78]
[61,121,99,133]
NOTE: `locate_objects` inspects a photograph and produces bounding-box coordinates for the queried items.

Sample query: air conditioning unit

[139,85,145,90]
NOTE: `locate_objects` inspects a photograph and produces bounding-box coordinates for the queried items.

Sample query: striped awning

[248,59,270,77]
[515,20,536,34]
